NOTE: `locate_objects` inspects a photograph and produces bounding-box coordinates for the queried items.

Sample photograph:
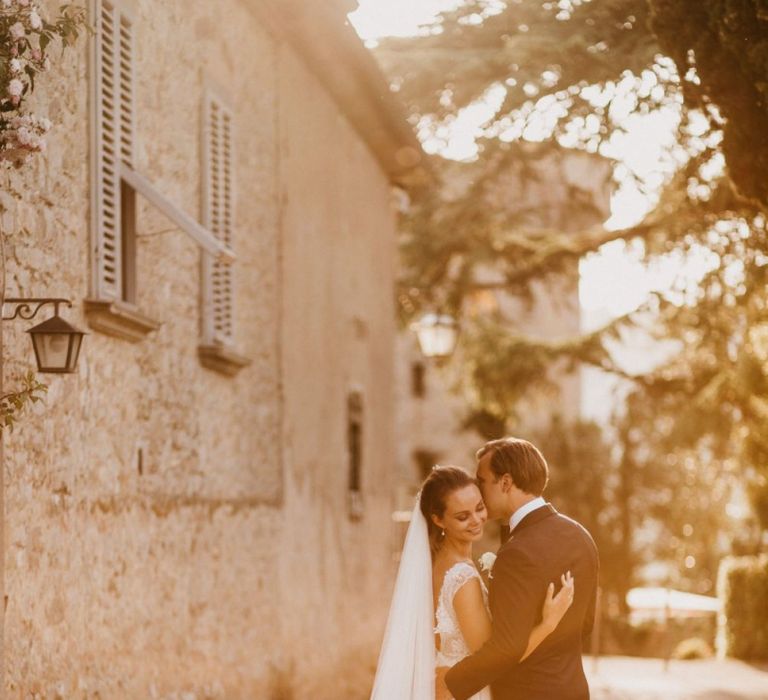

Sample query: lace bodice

[434,561,489,667]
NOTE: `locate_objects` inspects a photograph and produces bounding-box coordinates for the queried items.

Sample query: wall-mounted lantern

[3,298,85,374]
[410,312,459,360]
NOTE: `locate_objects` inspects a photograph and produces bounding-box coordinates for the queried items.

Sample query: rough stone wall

[1,0,397,697]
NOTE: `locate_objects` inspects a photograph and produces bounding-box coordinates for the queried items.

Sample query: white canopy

[627,587,720,620]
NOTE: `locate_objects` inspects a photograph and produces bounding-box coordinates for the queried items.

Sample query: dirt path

[586,655,768,699]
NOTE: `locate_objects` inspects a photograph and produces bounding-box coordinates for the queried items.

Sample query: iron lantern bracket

[2,298,72,322]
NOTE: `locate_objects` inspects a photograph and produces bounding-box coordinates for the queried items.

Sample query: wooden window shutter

[201,93,235,344]
[91,0,134,301]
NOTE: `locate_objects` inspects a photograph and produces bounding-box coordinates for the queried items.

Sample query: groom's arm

[582,551,600,643]
[445,547,543,700]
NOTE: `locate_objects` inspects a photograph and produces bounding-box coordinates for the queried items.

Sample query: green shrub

[717,555,768,660]
[673,637,713,660]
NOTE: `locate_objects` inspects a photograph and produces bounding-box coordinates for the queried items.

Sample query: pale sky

[349,0,463,40]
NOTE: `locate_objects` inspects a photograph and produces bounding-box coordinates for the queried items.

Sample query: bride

[371,466,574,700]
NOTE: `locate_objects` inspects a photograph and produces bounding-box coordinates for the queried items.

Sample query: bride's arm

[453,577,493,653]
[453,571,574,659]
[520,571,574,661]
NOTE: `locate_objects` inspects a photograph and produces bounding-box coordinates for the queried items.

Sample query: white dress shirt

[509,496,547,532]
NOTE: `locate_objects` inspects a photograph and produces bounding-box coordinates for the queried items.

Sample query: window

[120,179,137,304]
[91,0,135,303]
[86,0,159,341]
[197,90,249,375]
[413,449,439,481]
[411,361,426,398]
[347,391,364,520]
[201,92,235,345]
[87,2,238,349]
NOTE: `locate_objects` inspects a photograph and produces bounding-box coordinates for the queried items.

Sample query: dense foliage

[717,555,768,659]
[372,0,768,594]
[650,0,768,208]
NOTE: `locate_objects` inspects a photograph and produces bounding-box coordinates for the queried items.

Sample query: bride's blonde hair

[419,465,476,557]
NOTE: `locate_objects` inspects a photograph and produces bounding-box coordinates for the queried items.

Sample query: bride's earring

[441,529,445,537]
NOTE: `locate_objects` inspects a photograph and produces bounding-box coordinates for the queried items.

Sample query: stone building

[0,0,421,697]
[396,147,612,503]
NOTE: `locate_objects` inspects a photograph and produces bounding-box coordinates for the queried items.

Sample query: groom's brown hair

[476,437,549,495]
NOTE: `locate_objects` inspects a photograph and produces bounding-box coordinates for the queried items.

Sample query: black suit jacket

[445,504,599,700]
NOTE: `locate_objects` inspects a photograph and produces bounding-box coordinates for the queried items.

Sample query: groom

[440,437,599,700]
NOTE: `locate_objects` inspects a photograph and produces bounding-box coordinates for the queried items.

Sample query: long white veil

[370,493,435,700]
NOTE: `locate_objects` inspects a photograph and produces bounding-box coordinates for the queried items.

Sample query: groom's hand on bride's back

[435,666,455,700]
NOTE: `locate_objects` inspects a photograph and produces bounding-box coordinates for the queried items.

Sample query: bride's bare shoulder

[433,556,477,589]
[433,552,468,574]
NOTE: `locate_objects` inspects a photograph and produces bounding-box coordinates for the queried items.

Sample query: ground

[586,655,768,699]
[358,655,768,698]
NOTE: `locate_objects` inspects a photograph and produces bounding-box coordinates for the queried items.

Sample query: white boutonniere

[478,551,497,578]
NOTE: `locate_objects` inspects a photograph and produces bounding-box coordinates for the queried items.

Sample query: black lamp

[26,313,85,374]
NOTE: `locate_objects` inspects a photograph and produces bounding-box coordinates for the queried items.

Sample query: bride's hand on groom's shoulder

[435,666,454,700]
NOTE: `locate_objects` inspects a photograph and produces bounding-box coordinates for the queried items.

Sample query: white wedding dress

[370,494,492,700]
[435,562,492,700]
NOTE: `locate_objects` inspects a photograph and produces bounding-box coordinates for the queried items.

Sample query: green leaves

[718,555,768,659]
[0,370,48,433]
[377,0,768,543]
[377,0,660,121]
[649,0,768,208]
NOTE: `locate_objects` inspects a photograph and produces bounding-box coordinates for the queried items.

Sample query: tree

[531,417,632,612]
[649,0,768,209]
[371,0,768,576]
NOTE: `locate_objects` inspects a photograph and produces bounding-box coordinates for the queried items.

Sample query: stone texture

[1,0,399,696]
